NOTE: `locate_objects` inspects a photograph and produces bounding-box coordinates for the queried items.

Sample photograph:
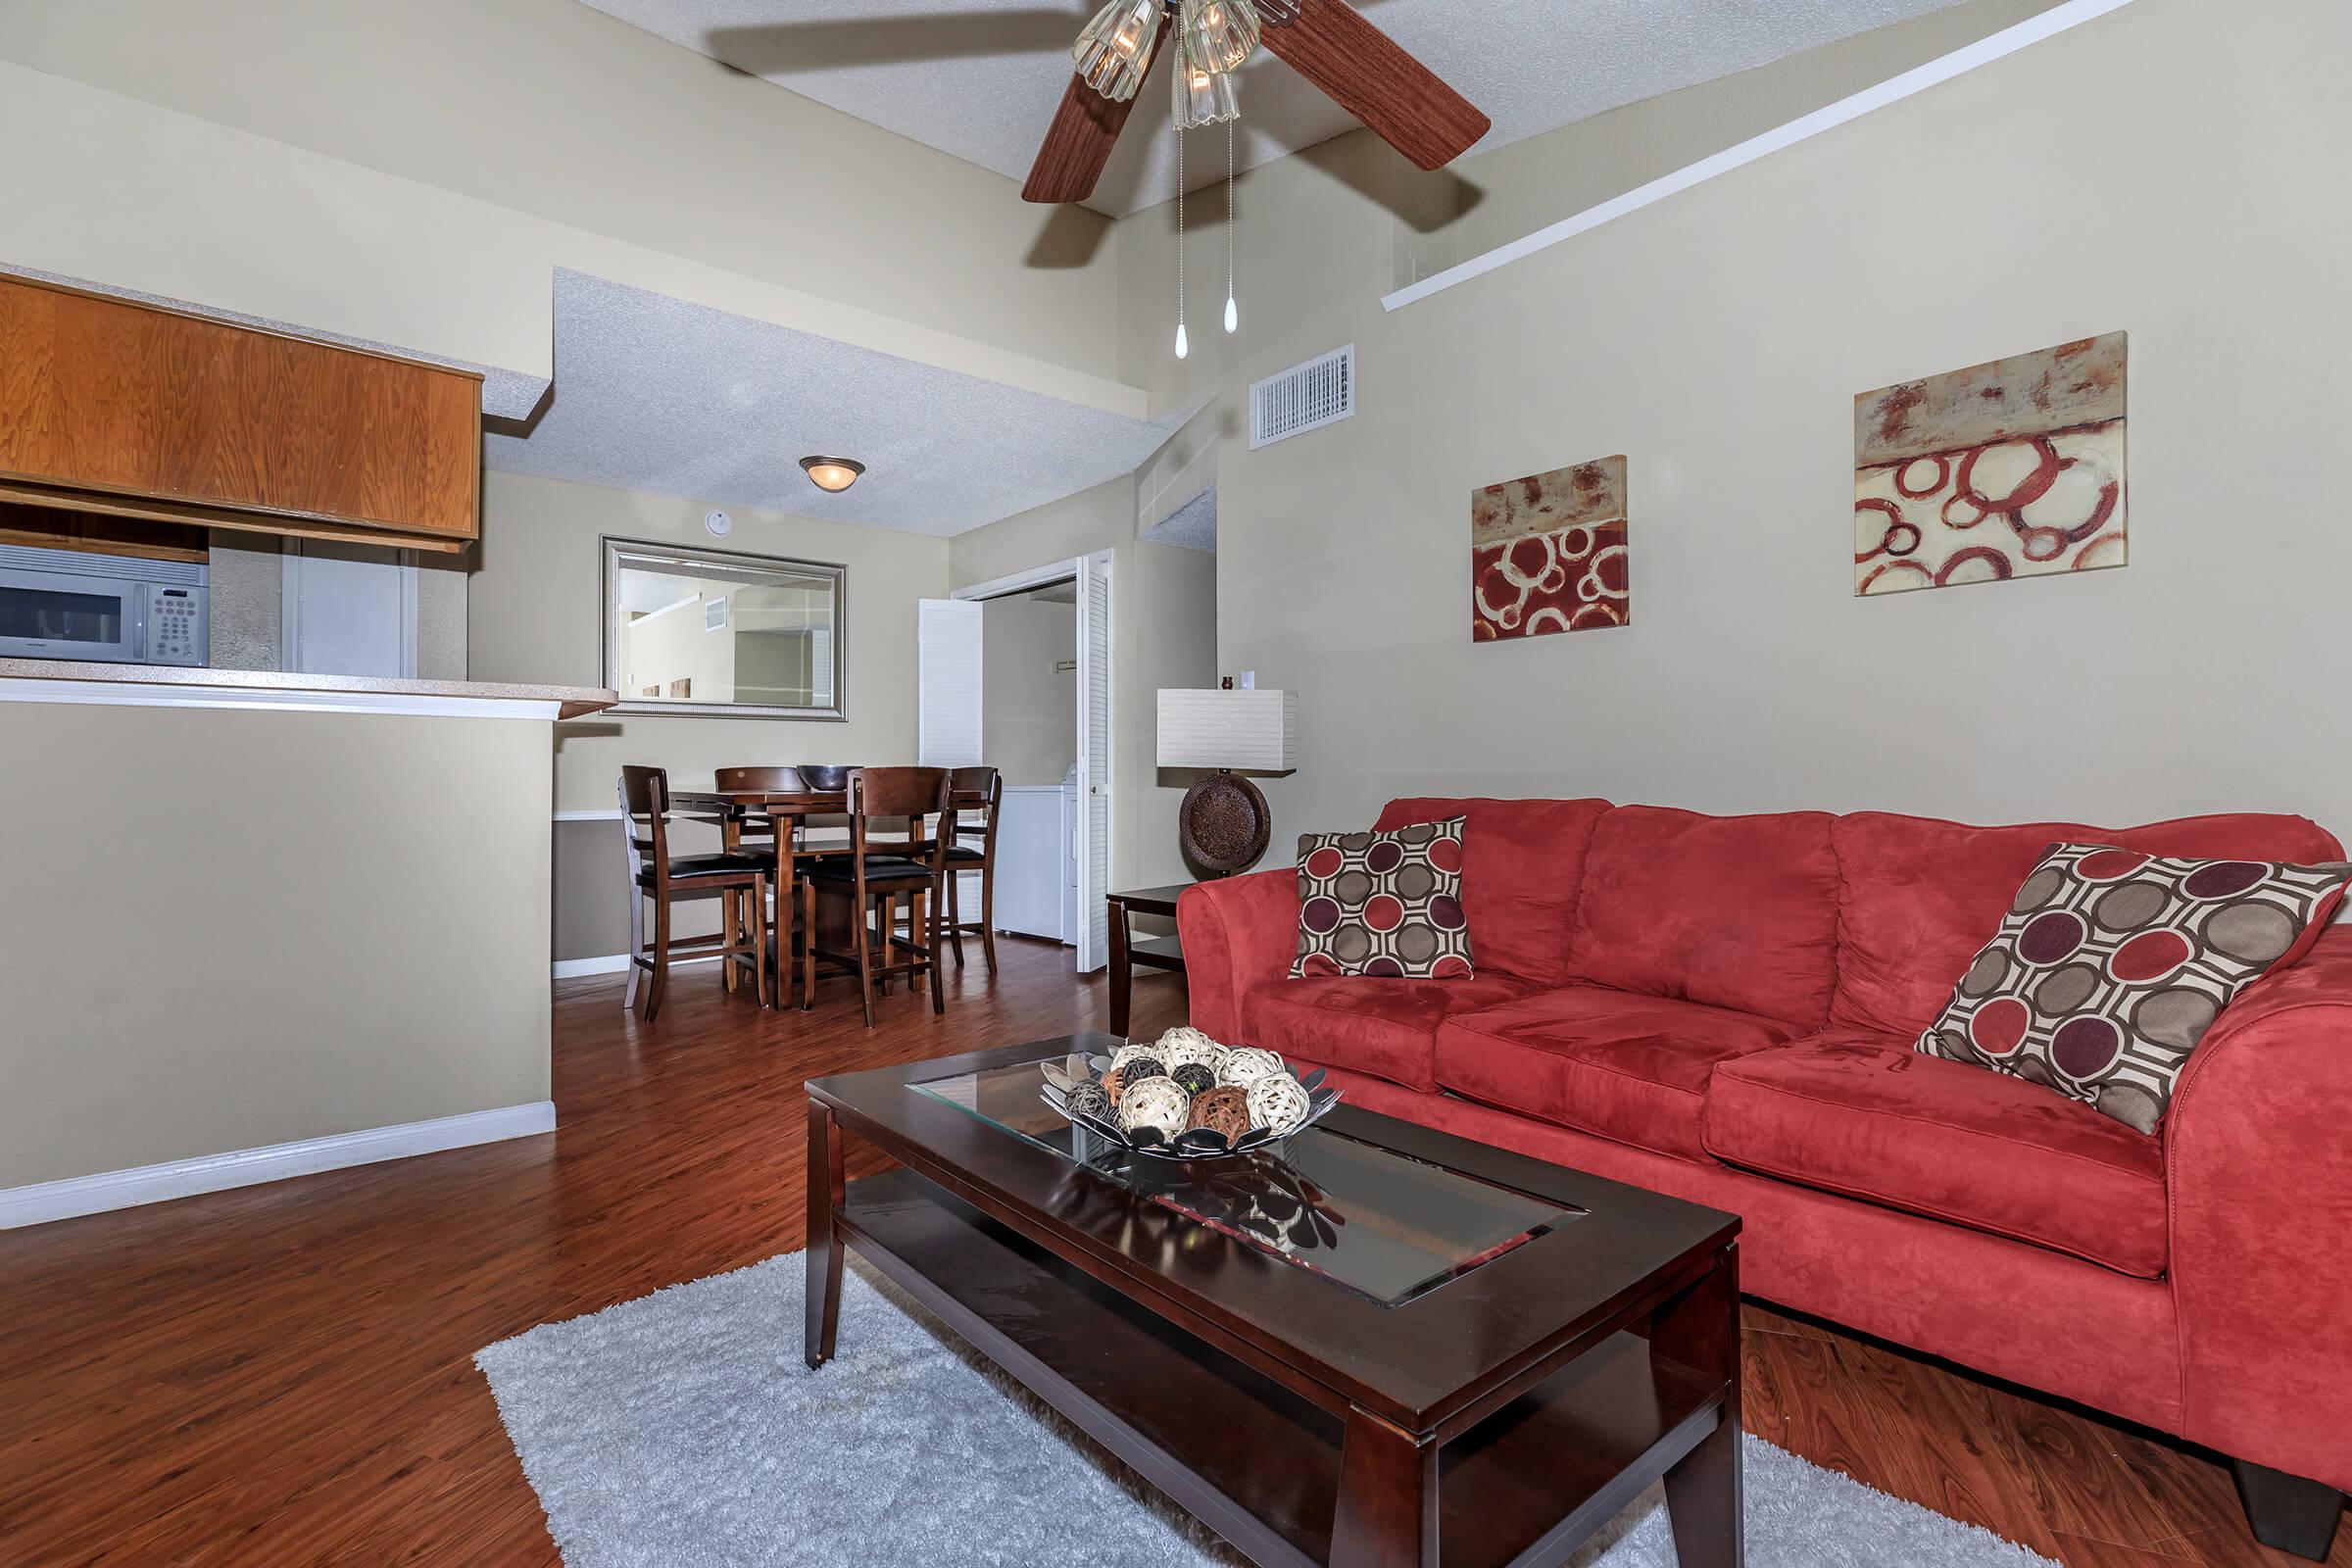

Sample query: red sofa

[1179,797,2352,1557]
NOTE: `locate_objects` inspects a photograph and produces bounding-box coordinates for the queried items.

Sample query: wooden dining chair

[710,766,798,1003]
[799,766,952,1029]
[618,765,769,1021]
[940,765,1003,976]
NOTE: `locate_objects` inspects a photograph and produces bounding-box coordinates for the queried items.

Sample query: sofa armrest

[2168,924,2352,1490]
[1176,868,1298,1043]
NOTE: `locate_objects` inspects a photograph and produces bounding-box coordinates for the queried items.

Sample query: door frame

[953,552,1113,971]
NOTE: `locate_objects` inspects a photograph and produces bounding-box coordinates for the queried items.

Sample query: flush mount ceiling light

[800,456,865,493]
[1073,0,1162,103]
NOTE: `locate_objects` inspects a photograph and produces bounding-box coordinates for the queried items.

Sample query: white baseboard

[0,1101,558,1230]
[552,953,723,980]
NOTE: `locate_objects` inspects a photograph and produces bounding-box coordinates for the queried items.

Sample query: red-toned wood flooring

[0,937,2339,1566]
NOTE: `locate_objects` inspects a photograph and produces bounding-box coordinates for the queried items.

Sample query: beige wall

[951,479,1220,891]
[0,703,553,1190]
[470,470,950,813]
[0,0,1125,403]
[983,596,1079,787]
[1109,0,2352,849]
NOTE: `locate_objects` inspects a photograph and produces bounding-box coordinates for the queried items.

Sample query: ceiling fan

[1023,0,1491,205]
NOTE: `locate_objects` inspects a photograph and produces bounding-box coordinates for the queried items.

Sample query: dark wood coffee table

[805,1034,1743,1567]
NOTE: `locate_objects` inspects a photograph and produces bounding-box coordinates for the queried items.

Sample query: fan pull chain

[1224,116,1238,335]
[1174,126,1190,361]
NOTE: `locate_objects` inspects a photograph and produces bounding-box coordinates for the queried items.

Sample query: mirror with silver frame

[601,537,847,720]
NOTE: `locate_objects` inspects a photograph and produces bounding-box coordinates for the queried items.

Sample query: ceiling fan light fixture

[1074,0,1161,103]
[799,455,865,493]
[1171,51,1240,129]
[1179,0,1261,75]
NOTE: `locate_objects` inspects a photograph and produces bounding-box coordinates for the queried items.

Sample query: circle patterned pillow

[1917,842,2352,1133]
[1291,817,1474,979]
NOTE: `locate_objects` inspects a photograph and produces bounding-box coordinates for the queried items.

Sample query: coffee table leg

[1657,1245,1743,1568]
[805,1099,846,1369]
[1107,896,1133,1038]
[1331,1405,1438,1567]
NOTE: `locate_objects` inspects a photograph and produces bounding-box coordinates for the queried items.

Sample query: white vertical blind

[1074,553,1114,974]
[916,599,984,767]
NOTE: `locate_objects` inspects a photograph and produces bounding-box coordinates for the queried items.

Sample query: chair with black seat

[711,765,798,1001]
[799,766,952,1029]
[619,765,769,1021]
[940,765,1003,976]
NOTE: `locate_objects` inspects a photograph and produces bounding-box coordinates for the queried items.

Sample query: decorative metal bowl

[797,764,854,792]
[1037,1049,1342,1163]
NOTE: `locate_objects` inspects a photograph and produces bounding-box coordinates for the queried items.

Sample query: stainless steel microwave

[0,543,209,666]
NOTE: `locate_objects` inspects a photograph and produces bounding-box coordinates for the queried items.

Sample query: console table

[1105,883,1193,1038]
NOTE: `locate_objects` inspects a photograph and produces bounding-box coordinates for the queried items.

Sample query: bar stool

[618,765,769,1021]
[940,765,1003,976]
[799,766,953,1029]
[711,765,797,1001]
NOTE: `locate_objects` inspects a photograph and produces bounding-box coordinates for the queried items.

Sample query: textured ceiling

[578,0,1977,216]
[483,270,1193,535]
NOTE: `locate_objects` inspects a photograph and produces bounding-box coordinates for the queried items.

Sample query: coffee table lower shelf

[832,1169,1727,1568]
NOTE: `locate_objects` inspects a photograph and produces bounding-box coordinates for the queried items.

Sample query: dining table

[671,785,851,1008]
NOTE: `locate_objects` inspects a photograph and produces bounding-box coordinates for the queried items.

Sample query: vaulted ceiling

[579,0,1981,216]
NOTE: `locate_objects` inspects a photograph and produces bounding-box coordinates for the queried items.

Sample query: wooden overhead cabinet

[0,274,480,552]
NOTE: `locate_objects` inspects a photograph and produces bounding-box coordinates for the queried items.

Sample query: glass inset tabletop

[910,1056,1584,1306]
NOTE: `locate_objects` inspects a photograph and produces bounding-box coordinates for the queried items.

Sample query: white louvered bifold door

[918,598,985,922]
[1074,554,1114,973]
[918,600,984,766]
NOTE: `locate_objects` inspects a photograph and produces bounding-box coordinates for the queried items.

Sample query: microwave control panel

[143,586,209,666]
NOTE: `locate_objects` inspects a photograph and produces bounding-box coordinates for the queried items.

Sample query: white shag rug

[476,1253,2057,1568]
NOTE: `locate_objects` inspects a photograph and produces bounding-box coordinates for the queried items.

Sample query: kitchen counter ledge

[0,659,616,720]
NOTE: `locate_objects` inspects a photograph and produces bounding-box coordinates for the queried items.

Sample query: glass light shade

[799,456,865,493]
[1171,52,1240,129]
[1180,0,1260,74]
[1074,0,1161,103]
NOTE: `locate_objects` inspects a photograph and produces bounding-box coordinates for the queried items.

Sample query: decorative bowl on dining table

[1037,1027,1341,1161]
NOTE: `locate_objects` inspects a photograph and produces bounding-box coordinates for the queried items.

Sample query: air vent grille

[1250,345,1354,450]
[705,596,728,632]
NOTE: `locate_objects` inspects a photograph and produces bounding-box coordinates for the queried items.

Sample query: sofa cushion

[1373,798,1611,987]
[1830,809,2345,1039]
[1292,817,1474,978]
[1435,987,1799,1161]
[1244,973,1542,1093]
[1566,807,1841,1026]
[1704,1035,2169,1277]
[1915,843,2352,1134]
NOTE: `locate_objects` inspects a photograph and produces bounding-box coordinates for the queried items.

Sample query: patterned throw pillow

[1293,818,1474,979]
[1918,843,2352,1133]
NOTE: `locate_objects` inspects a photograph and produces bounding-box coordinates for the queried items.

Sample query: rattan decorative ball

[1102,1068,1126,1106]
[1247,1073,1313,1138]
[1122,1055,1169,1087]
[1109,1043,1167,1076]
[1218,1048,1287,1090]
[1187,1086,1252,1143]
[1155,1028,1228,1071]
[1063,1080,1111,1124]
[1119,1076,1192,1143]
[1170,1063,1217,1097]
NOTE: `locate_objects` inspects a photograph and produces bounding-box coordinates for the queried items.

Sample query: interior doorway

[920,550,1114,973]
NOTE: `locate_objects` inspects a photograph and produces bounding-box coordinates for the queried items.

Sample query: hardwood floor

[0,936,2338,1566]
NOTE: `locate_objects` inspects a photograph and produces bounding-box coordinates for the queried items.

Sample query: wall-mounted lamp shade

[800,456,865,493]
[1156,688,1298,770]
[1075,0,1161,102]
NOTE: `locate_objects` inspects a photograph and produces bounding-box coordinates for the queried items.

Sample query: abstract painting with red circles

[1470,455,1629,641]
[1855,332,2127,596]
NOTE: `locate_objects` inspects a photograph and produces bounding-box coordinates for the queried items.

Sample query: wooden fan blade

[1022,12,1169,204]
[1260,0,1491,172]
